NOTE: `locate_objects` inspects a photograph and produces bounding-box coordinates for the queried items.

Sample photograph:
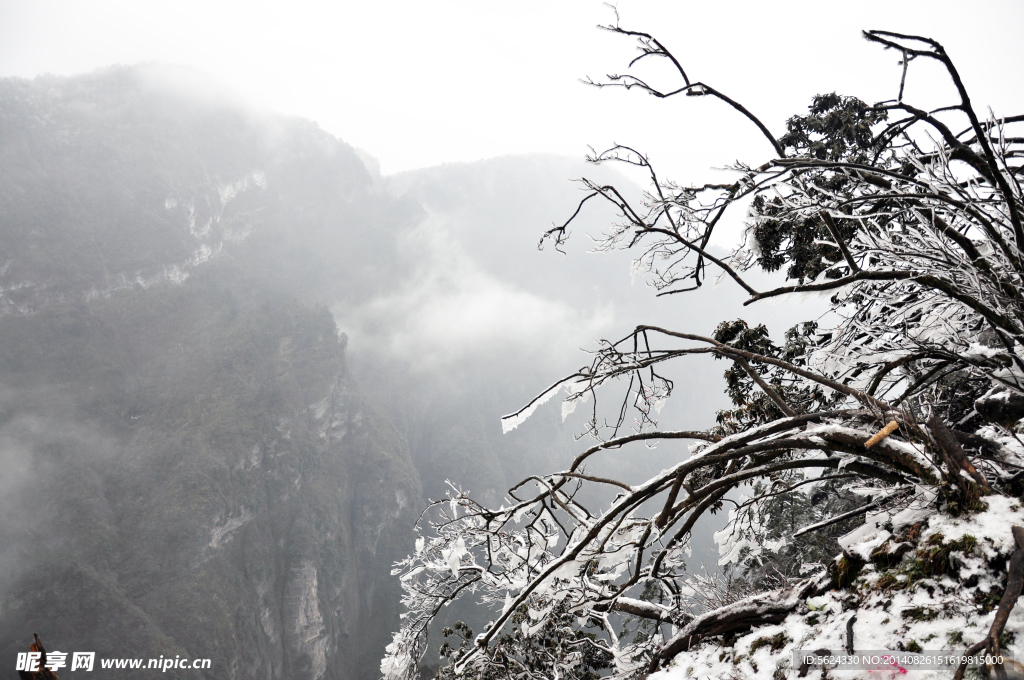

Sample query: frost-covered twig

[384,19,1024,680]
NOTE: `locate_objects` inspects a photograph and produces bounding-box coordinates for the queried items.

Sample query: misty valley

[0,65,751,680]
[4,27,1024,680]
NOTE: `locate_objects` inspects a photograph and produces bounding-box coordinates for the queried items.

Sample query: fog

[1,2,1021,678]
[3,1,1023,179]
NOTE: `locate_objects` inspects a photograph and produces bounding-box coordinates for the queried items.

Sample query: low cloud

[342,212,615,371]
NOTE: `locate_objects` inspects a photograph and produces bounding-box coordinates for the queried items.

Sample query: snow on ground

[651,498,1024,679]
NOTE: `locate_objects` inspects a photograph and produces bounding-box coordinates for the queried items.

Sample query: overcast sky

[2,0,1022,182]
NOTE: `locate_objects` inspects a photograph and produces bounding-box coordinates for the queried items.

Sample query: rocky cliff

[0,66,420,680]
[0,64,751,679]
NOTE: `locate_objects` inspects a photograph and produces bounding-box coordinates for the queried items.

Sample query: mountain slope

[0,66,420,680]
[0,64,828,680]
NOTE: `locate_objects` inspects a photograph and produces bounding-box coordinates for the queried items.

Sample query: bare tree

[383,18,1024,680]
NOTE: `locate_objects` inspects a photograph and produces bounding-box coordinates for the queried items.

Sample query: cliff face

[0,66,420,680]
[0,65,740,679]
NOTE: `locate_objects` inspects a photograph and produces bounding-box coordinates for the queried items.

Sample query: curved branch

[652,574,829,669]
[819,211,860,274]
[792,486,914,537]
[596,23,784,157]
[864,30,1024,247]
[636,326,892,410]
[734,355,799,417]
[866,352,951,396]
[743,269,915,305]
